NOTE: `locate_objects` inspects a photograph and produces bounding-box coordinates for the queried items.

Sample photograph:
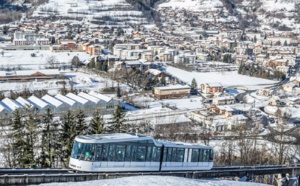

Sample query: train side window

[209,149,214,162]
[203,149,208,161]
[163,147,167,162]
[125,145,132,161]
[152,147,161,162]
[167,148,172,162]
[198,149,203,162]
[175,148,184,162]
[191,149,199,162]
[101,144,109,161]
[95,144,102,161]
[108,144,115,161]
[137,146,146,162]
[115,145,125,162]
[146,146,152,161]
[131,145,137,161]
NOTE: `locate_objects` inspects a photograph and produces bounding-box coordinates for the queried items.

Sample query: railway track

[1,165,299,185]
[0,164,298,175]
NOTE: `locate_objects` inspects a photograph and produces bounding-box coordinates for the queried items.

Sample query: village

[0,0,299,168]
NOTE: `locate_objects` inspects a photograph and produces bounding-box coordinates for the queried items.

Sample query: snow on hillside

[236,0,300,30]
[159,0,223,11]
[32,0,147,24]
[39,176,270,186]
[165,66,278,88]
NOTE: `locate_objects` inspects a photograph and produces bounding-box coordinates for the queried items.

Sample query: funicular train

[69,133,214,172]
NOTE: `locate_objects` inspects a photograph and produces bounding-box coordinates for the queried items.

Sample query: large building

[154,85,190,99]
[13,31,49,46]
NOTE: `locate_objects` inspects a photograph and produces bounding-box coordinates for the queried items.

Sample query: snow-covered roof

[15,97,34,109]
[27,96,49,109]
[55,94,76,106]
[41,94,63,108]
[78,92,100,104]
[1,98,21,112]
[66,93,88,105]
[16,69,60,76]
[155,85,190,90]
[89,91,112,102]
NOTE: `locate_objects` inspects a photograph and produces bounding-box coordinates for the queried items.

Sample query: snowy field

[159,0,223,11]
[39,176,270,186]
[0,71,115,95]
[0,50,90,70]
[165,66,278,88]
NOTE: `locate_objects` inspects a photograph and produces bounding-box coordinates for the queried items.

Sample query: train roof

[75,133,212,149]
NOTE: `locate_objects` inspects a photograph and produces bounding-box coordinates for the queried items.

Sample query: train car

[69,133,214,172]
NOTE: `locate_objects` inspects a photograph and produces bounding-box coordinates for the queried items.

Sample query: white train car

[69,133,214,172]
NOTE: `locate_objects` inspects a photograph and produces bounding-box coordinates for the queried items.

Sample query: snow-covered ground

[165,66,278,88]
[39,176,270,186]
[0,50,90,70]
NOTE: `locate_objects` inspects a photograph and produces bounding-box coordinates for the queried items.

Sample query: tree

[103,61,108,72]
[46,56,57,68]
[71,56,80,68]
[11,109,25,168]
[59,110,76,167]
[76,109,87,135]
[109,104,126,133]
[117,83,121,98]
[160,76,166,86]
[89,109,105,134]
[23,113,38,168]
[40,108,55,168]
[191,78,198,90]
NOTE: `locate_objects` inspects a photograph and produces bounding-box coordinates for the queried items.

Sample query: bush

[31,53,36,57]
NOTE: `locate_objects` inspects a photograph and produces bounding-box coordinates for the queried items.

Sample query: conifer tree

[191,78,198,90]
[23,113,38,168]
[40,108,55,168]
[117,83,121,98]
[11,109,25,168]
[103,61,108,72]
[109,104,126,133]
[59,110,76,167]
[76,109,87,135]
[89,109,105,134]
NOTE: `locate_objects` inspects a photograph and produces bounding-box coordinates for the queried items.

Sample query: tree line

[2,105,126,168]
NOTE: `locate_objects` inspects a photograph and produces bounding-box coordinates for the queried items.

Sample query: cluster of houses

[0,92,118,118]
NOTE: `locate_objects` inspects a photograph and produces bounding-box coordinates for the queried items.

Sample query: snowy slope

[39,176,270,186]
[32,0,147,25]
[159,0,223,11]
[235,0,300,30]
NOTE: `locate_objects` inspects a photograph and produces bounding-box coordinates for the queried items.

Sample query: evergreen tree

[103,61,108,72]
[160,76,166,86]
[76,110,87,135]
[59,110,76,167]
[71,56,80,68]
[191,78,198,90]
[89,109,105,134]
[40,108,54,168]
[109,104,126,133]
[23,113,38,168]
[11,109,25,168]
[117,83,121,98]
